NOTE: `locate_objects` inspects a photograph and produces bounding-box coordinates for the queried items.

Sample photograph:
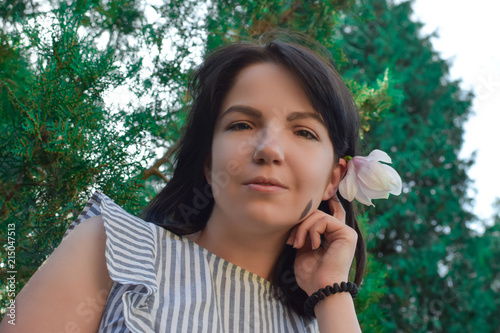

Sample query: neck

[190,209,290,281]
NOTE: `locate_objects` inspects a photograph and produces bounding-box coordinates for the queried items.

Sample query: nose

[253,127,284,165]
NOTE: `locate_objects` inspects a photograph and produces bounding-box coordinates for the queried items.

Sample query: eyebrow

[219,105,326,126]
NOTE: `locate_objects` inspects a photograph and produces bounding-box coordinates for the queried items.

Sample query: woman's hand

[286,196,358,296]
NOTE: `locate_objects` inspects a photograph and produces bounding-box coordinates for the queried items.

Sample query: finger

[307,215,352,249]
[294,211,346,249]
[328,195,346,223]
[293,211,324,248]
[308,216,347,249]
[309,219,328,250]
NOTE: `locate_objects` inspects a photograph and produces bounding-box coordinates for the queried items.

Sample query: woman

[1,32,401,332]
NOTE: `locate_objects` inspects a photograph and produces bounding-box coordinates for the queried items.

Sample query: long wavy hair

[143,32,366,318]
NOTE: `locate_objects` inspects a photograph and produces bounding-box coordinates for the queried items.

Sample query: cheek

[298,165,327,188]
[208,142,246,191]
[299,199,313,220]
[293,152,334,198]
[213,134,252,169]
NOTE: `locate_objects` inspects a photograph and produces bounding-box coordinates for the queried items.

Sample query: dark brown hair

[143,31,366,318]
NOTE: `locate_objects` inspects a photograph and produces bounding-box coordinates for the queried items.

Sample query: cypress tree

[335,0,492,331]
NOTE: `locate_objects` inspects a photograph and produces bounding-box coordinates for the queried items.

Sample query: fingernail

[293,239,298,248]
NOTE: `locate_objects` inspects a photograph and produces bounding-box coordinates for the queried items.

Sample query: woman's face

[204,62,344,234]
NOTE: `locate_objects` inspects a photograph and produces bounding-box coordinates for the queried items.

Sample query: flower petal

[339,161,358,202]
[356,160,393,191]
[382,164,402,195]
[355,187,374,206]
[358,181,390,200]
[367,149,392,163]
[340,149,402,206]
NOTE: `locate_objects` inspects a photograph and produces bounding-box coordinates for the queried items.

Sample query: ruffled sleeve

[64,191,159,333]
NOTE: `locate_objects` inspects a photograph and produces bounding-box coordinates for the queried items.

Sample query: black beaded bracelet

[304,281,359,316]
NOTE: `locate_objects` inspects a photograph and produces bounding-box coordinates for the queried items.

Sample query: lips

[243,176,288,189]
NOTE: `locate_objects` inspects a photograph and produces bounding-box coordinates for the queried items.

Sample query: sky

[411,0,500,223]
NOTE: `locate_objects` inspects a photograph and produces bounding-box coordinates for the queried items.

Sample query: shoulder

[0,215,112,333]
[67,214,107,247]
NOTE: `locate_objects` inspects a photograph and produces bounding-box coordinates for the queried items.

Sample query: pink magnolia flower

[339,149,402,206]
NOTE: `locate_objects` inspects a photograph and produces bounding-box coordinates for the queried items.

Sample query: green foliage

[2,1,495,331]
[205,0,352,50]
[0,0,38,24]
[0,3,148,313]
[0,1,397,328]
[354,213,392,332]
[335,0,498,331]
[346,68,403,140]
[117,0,207,187]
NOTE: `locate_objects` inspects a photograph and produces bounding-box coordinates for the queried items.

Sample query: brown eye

[228,123,252,131]
[296,129,319,141]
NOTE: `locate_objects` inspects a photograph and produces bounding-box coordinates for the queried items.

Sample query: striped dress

[65,191,319,332]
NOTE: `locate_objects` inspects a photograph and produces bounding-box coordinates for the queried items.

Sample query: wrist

[303,275,350,296]
[314,293,362,332]
[304,281,359,317]
[314,291,353,313]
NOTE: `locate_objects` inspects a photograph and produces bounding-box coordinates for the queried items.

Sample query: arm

[288,197,362,332]
[314,292,361,332]
[0,215,113,333]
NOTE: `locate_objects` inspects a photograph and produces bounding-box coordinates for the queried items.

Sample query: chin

[238,207,297,230]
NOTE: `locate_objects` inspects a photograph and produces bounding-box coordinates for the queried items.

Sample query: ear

[322,158,347,201]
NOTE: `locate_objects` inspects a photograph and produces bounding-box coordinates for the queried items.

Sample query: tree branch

[141,142,179,183]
